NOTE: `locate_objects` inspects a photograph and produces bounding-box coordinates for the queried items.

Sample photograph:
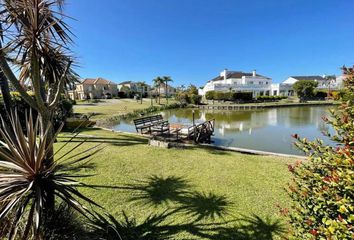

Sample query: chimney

[252,70,256,77]
[223,69,228,81]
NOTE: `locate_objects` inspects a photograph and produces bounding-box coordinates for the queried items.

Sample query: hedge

[205,91,253,101]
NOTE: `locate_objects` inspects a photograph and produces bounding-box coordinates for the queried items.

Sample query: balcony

[213,84,271,90]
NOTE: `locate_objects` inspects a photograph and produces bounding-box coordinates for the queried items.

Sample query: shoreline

[195,101,338,111]
[99,127,306,159]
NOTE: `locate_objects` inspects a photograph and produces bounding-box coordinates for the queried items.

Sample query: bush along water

[97,102,186,127]
[286,66,354,239]
[0,92,74,131]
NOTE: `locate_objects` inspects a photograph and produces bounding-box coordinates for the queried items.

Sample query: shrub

[175,92,189,104]
[0,92,74,131]
[205,91,215,100]
[233,92,253,101]
[213,91,226,101]
[331,91,341,100]
[41,203,90,240]
[292,80,318,101]
[314,91,328,100]
[205,91,253,101]
[287,66,354,239]
[190,94,202,105]
[118,91,128,98]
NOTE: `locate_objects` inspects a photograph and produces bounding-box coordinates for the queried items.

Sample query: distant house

[283,75,339,90]
[69,78,118,100]
[199,69,273,97]
[155,83,177,96]
[118,81,151,96]
[270,75,341,97]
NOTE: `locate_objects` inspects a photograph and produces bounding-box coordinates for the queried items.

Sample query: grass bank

[57,128,296,239]
[73,98,178,121]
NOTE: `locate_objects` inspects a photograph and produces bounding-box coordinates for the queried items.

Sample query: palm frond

[0,111,100,239]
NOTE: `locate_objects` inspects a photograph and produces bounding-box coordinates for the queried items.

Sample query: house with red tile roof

[69,77,118,100]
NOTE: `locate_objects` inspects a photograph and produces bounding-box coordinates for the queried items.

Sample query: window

[249,81,254,85]
[259,81,263,85]
[266,82,268,85]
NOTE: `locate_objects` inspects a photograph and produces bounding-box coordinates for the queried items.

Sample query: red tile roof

[81,78,117,85]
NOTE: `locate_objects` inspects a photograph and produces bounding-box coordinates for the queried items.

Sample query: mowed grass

[56,129,296,239]
[73,98,177,120]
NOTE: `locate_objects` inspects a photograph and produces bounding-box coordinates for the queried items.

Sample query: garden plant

[288,66,354,239]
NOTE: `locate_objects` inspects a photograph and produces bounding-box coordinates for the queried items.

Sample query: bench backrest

[133,115,164,127]
[150,115,163,123]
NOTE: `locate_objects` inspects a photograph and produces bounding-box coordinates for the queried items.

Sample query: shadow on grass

[90,175,285,239]
[184,145,233,156]
[57,131,147,147]
[84,175,286,239]
[126,175,192,207]
[91,210,286,240]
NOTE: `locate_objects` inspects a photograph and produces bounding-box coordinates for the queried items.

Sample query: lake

[112,106,336,155]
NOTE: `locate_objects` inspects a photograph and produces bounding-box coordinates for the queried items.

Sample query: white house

[199,69,272,98]
[118,81,151,95]
[270,83,294,96]
[155,83,177,96]
[283,75,340,90]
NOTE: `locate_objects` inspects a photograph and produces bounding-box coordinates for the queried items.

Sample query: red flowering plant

[287,66,354,239]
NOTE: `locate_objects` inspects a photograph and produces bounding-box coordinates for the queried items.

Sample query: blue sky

[66,0,354,86]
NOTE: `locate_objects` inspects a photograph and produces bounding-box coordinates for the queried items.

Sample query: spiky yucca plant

[0,112,101,239]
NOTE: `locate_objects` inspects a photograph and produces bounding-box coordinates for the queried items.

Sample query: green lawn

[56,129,295,239]
[73,98,177,121]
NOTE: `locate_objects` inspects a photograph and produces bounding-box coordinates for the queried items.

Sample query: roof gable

[211,71,270,81]
[291,76,325,81]
[81,78,116,85]
[118,81,133,85]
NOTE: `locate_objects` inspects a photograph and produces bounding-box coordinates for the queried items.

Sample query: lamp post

[192,109,196,142]
[192,109,195,126]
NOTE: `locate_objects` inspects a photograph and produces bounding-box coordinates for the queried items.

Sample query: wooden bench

[179,119,215,143]
[133,115,169,134]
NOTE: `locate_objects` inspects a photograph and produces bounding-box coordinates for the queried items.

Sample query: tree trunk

[0,70,12,114]
[158,86,161,105]
[40,110,56,211]
[166,83,168,104]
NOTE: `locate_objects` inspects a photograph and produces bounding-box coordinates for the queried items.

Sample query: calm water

[112,106,335,155]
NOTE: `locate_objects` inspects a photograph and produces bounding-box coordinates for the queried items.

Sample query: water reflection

[113,106,334,155]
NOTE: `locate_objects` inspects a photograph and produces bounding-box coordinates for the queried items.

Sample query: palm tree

[0,0,78,209]
[162,76,173,104]
[136,81,146,104]
[177,84,185,94]
[153,76,164,104]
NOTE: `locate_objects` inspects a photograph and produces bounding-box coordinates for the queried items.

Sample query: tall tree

[153,76,163,104]
[0,0,78,209]
[0,70,12,114]
[136,81,146,104]
[162,76,173,104]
